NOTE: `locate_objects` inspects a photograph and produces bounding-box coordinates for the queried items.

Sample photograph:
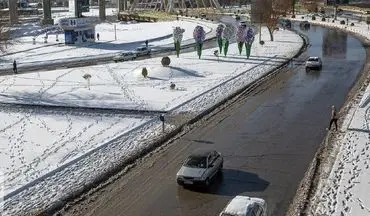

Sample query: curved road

[63,24,366,216]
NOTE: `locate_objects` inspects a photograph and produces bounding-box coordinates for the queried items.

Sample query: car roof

[222,196,265,216]
[189,149,214,157]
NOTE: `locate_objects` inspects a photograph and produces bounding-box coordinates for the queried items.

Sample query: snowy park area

[291,15,370,215]
[0,26,303,215]
[0,27,300,112]
[1,18,217,66]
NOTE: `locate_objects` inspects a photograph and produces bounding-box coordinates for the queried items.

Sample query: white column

[8,0,18,24]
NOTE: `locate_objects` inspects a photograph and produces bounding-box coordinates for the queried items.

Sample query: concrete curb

[38,30,308,216]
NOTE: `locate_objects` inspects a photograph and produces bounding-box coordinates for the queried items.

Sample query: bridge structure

[125,0,222,13]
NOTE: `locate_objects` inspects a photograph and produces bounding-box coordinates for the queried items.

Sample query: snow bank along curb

[37,31,306,215]
[2,118,153,200]
[286,17,370,216]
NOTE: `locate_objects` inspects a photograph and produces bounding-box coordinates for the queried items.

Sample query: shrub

[301,16,304,19]
[142,67,148,78]
[195,16,198,18]
[321,17,326,21]
[351,23,354,26]
[170,82,176,90]
[332,20,335,23]
[161,56,171,67]
[312,16,316,20]
[340,20,345,25]
[292,14,296,18]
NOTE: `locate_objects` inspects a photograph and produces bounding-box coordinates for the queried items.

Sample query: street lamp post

[251,12,264,44]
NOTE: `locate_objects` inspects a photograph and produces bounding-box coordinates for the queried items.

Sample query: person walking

[13,60,17,74]
[328,105,338,131]
[96,33,100,41]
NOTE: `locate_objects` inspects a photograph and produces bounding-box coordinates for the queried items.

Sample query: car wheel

[177,179,184,186]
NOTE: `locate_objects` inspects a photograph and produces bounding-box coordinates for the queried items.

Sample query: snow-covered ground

[0,26,303,215]
[291,15,370,215]
[2,18,217,66]
[0,33,297,112]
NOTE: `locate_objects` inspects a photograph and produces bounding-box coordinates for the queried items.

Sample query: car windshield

[184,156,207,168]
[308,58,319,62]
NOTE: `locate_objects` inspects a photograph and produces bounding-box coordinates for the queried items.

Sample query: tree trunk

[267,27,274,41]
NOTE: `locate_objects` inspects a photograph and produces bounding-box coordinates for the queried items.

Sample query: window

[250,205,259,216]
[184,156,207,168]
[308,57,319,62]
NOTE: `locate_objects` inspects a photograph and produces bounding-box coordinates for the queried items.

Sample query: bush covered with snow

[161,56,171,67]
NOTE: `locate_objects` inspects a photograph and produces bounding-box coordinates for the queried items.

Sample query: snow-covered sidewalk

[291,15,370,215]
[0,27,303,215]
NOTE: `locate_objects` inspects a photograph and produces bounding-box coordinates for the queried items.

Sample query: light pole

[251,12,264,44]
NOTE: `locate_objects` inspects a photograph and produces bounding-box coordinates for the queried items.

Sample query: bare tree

[253,0,289,41]
[301,0,318,13]
[291,0,298,15]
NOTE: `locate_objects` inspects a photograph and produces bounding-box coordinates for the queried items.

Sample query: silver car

[219,196,267,216]
[176,150,223,187]
[305,56,322,70]
[112,51,137,62]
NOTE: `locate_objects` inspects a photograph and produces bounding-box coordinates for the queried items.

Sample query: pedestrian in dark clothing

[97,33,100,40]
[13,60,17,74]
[329,105,338,131]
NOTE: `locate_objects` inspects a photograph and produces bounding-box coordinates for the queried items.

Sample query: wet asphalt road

[67,24,366,216]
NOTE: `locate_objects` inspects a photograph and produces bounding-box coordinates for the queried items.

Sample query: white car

[219,196,267,216]
[134,46,151,56]
[113,51,137,62]
[176,150,223,187]
[305,56,322,70]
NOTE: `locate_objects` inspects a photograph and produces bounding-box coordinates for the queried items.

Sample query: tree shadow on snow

[168,66,205,78]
